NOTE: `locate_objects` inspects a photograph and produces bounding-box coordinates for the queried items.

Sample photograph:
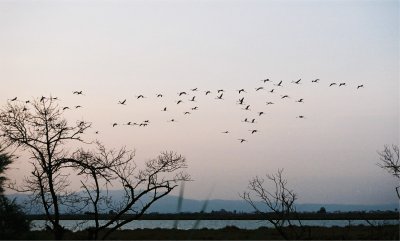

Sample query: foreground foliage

[14,225,400,240]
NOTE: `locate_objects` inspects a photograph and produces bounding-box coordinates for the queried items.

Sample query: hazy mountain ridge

[7,191,398,214]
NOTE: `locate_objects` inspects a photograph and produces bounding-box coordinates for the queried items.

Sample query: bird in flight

[222,131,229,134]
[242,118,248,123]
[184,111,191,115]
[168,119,176,122]
[238,139,247,143]
[292,79,301,84]
[191,106,199,110]
[281,95,289,99]
[250,119,256,123]
[162,107,167,111]
[136,95,145,99]
[261,78,270,83]
[269,89,275,93]
[118,99,127,105]
[266,102,274,105]
[312,79,320,83]
[297,115,305,119]
[73,91,83,95]
[63,107,70,110]
[296,99,304,103]
[339,83,346,87]
[329,83,337,87]
[75,105,82,109]
[40,96,46,102]
[205,90,211,95]
[191,88,198,91]
[238,97,245,105]
[243,105,251,111]
[176,100,183,104]
[249,129,258,134]
[179,91,187,96]
[189,96,196,102]
[216,93,223,99]
[217,89,224,93]
[357,85,364,89]
[237,89,246,94]
[157,94,163,97]
[10,97,17,101]
[255,87,264,91]
[112,123,118,127]
[275,81,283,87]
[258,112,265,116]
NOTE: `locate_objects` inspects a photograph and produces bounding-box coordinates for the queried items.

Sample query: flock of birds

[7,78,364,144]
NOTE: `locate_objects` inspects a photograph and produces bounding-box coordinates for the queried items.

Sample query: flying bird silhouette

[73,91,83,95]
[157,94,163,97]
[191,88,198,91]
[281,95,289,99]
[237,89,246,94]
[249,129,258,134]
[189,96,196,102]
[222,131,229,134]
[312,79,320,83]
[339,83,346,87]
[266,102,274,105]
[297,115,305,119]
[238,139,247,143]
[179,92,187,96]
[176,100,183,104]
[275,81,283,87]
[357,85,364,89]
[205,90,211,95]
[75,105,82,109]
[162,107,167,111]
[184,111,191,115]
[261,78,270,83]
[191,106,199,110]
[216,93,223,99]
[10,97,17,101]
[329,83,337,87]
[243,105,251,110]
[118,99,127,105]
[292,79,301,84]
[136,95,145,99]
[255,87,264,91]
[238,97,245,105]
[296,99,304,103]
[62,107,70,110]
[112,123,118,127]
[258,112,265,116]
[217,89,224,93]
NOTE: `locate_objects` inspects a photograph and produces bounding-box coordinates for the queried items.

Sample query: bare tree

[240,169,302,240]
[0,97,91,239]
[378,144,400,199]
[67,142,190,240]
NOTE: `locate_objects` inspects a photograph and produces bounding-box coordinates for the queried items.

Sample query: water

[30,219,399,231]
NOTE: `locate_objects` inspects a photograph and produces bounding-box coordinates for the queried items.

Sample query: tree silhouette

[0,97,91,239]
[0,146,30,239]
[66,142,190,239]
[378,144,400,199]
[240,169,302,240]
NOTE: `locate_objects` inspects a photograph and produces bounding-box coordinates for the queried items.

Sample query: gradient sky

[0,0,399,205]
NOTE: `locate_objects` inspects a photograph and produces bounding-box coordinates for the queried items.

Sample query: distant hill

[7,190,398,214]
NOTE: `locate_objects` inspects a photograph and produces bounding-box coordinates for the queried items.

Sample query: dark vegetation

[0,147,30,239]
[12,225,400,240]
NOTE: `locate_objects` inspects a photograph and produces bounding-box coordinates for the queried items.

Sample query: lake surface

[30,219,399,231]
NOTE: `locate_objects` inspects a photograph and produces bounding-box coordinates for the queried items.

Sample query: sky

[0,0,399,205]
